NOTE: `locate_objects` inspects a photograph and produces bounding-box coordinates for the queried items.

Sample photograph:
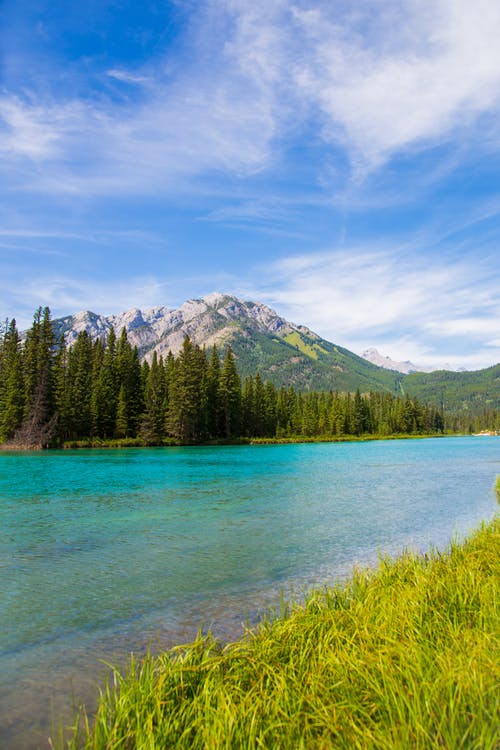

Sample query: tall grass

[61,515,499,749]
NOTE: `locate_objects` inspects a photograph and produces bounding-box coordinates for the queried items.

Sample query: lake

[0,437,498,749]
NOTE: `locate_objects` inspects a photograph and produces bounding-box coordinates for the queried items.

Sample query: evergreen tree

[302,392,319,436]
[219,346,241,438]
[90,339,106,437]
[67,331,93,438]
[115,329,144,436]
[140,351,166,444]
[17,306,57,446]
[53,334,70,441]
[353,388,366,436]
[97,328,118,437]
[22,307,42,421]
[0,319,24,441]
[167,337,207,442]
[252,373,266,436]
[115,384,128,438]
[205,345,221,438]
[241,376,255,437]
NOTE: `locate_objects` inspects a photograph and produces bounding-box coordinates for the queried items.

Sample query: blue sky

[1,0,500,369]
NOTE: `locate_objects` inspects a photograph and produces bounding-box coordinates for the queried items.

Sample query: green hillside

[227,325,400,393]
[40,298,500,421]
[401,365,500,415]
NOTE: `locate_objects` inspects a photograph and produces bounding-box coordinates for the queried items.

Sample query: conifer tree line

[0,307,446,447]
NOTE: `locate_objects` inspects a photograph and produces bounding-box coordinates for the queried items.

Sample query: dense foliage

[402,366,500,432]
[61,516,500,749]
[0,308,448,447]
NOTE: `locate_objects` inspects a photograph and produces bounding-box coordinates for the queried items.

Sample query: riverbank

[0,431,474,451]
[60,513,499,749]
[57,431,447,449]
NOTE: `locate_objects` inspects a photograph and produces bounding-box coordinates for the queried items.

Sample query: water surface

[0,437,498,748]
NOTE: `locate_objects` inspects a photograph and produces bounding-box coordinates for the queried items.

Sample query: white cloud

[106,69,152,85]
[224,0,500,173]
[0,76,275,196]
[249,246,500,369]
[0,274,175,329]
[0,96,83,161]
[2,0,500,196]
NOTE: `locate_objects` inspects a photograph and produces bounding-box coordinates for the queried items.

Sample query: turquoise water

[0,437,498,749]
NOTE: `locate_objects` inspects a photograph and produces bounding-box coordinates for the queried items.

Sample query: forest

[0,305,486,449]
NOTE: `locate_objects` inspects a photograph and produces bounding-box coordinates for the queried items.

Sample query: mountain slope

[53,293,399,393]
[401,365,500,414]
[52,292,500,413]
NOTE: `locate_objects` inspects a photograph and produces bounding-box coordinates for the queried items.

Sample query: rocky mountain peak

[52,293,298,361]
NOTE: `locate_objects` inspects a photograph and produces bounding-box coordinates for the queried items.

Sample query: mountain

[361,347,423,374]
[51,292,500,416]
[361,347,467,374]
[401,366,500,415]
[53,293,399,393]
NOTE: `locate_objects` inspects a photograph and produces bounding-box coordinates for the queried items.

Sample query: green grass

[283,331,320,360]
[249,433,446,445]
[59,515,499,749]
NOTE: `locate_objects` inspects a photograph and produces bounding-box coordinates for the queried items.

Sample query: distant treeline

[0,306,451,447]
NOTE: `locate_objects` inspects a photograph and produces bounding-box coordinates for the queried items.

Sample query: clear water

[0,437,498,749]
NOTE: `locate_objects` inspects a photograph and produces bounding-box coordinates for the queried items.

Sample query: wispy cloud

[3,1,500,199]
[288,0,500,173]
[0,95,82,162]
[106,69,152,85]
[0,227,162,245]
[248,245,500,369]
[0,274,176,328]
[0,3,278,198]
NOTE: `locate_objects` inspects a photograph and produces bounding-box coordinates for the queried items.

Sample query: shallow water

[0,437,498,749]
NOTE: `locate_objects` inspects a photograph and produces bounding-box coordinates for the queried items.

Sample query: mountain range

[361,347,466,375]
[52,293,500,415]
[53,292,400,393]
[360,348,423,375]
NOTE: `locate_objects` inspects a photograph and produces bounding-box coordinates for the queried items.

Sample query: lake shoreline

[64,431,450,449]
[2,438,498,750]
[59,513,500,749]
[0,431,457,452]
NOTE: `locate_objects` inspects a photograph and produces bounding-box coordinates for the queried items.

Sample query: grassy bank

[60,514,499,749]
[248,432,447,445]
[60,432,448,449]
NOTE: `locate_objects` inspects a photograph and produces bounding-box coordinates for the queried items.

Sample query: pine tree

[22,307,42,421]
[98,328,118,437]
[252,373,266,436]
[302,392,319,436]
[128,346,144,435]
[205,345,221,438]
[90,339,105,437]
[67,331,93,438]
[115,384,128,438]
[241,376,255,437]
[353,388,366,436]
[53,334,70,441]
[16,306,57,446]
[115,329,144,437]
[0,319,24,441]
[167,337,207,442]
[219,346,241,438]
[140,351,166,444]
